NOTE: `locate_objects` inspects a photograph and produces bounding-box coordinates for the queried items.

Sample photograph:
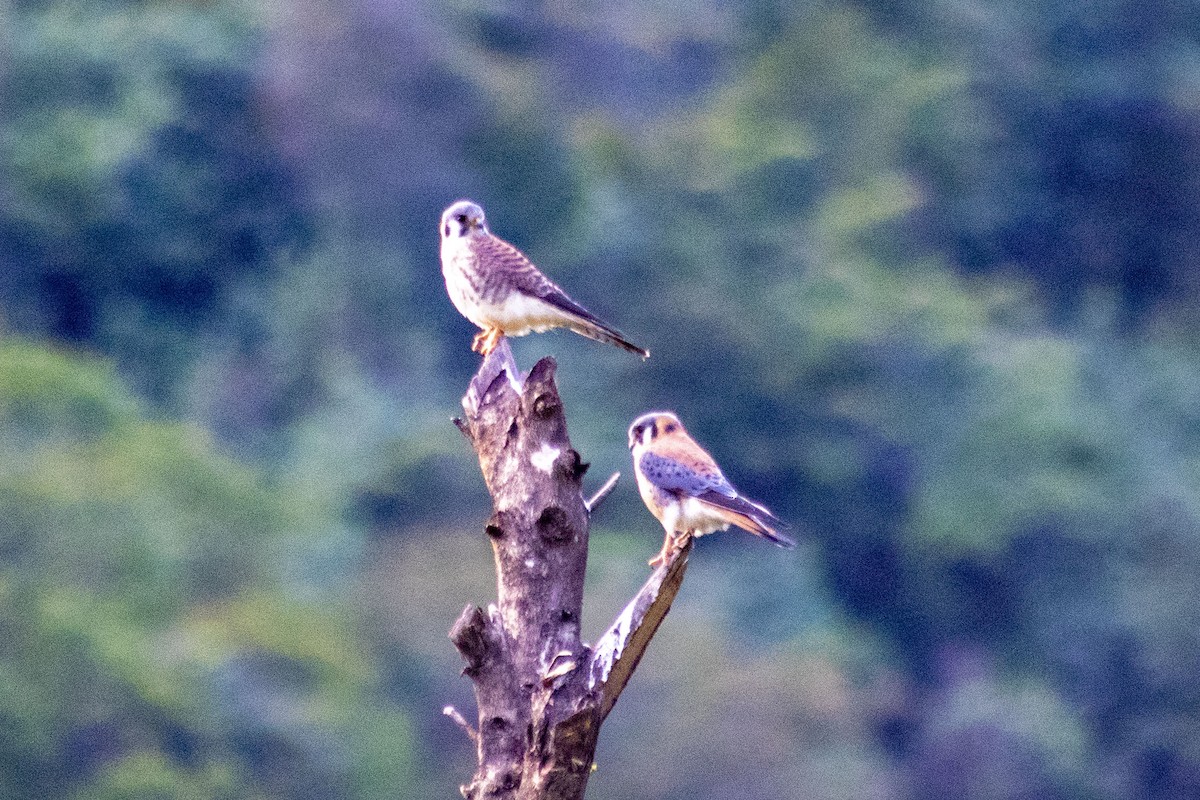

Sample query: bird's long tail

[709,503,797,549]
[567,320,650,359]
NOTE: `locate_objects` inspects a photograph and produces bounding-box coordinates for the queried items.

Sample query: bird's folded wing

[695,489,781,525]
[639,450,786,526]
[478,235,611,327]
[638,450,735,497]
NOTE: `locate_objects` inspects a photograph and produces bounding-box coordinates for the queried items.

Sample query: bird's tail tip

[738,500,796,549]
[609,332,649,359]
[764,527,798,549]
[574,323,649,359]
[717,503,797,550]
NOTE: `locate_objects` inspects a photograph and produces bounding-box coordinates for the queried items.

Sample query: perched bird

[439,200,648,358]
[628,411,796,566]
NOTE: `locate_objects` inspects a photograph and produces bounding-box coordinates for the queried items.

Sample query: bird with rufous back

[628,411,796,566]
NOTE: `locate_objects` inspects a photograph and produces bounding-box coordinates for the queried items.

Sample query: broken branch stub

[588,541,691,722]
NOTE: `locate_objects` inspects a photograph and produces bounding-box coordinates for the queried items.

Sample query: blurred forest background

[2,0,1199,797]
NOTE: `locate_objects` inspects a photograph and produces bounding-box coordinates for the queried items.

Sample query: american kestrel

[628,411,796,566]
[439,200,649,358]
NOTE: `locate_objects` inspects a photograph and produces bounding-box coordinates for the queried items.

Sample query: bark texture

[449,341,690,800]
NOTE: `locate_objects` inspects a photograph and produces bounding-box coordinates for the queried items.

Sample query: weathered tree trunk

[447,341,691,800]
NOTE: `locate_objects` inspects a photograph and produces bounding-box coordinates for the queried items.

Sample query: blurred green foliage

[2,0,1199,797]
[0,341,413,798]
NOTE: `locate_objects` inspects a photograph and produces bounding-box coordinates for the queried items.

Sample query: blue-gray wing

[638,451,737,498]
[476,234,649,357]
[640,449,794,547]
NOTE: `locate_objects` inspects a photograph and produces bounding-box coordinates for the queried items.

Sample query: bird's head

[628,411,685,450]
[441,200,488,239]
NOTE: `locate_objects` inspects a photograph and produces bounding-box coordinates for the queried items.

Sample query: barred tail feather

[702,493,797,550]
[534,285,649,358]
[567,319,650,359]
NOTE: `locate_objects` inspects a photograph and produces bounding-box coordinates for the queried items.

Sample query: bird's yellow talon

[470,328,503,355]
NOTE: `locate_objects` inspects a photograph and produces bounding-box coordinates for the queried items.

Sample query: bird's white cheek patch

[530,443,561,474]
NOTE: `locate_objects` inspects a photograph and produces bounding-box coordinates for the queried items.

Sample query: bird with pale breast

[439,199,649,358]
[628,411,796,566]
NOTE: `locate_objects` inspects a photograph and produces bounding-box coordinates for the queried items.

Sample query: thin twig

[584,472,621,514]
[443,705,479,745]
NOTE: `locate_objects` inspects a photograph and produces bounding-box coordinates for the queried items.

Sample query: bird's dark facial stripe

[630,412,677,448]
[450,213,482,237]
[443,223,451,237]
[642,423,656,447]
[629,421,648,449]
[650,416,680,439]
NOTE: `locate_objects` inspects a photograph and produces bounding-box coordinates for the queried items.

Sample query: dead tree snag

[447,341,691,800]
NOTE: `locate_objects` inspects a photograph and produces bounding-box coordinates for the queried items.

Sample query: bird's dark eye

[663,423,677,434]
[456,214,467,224]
